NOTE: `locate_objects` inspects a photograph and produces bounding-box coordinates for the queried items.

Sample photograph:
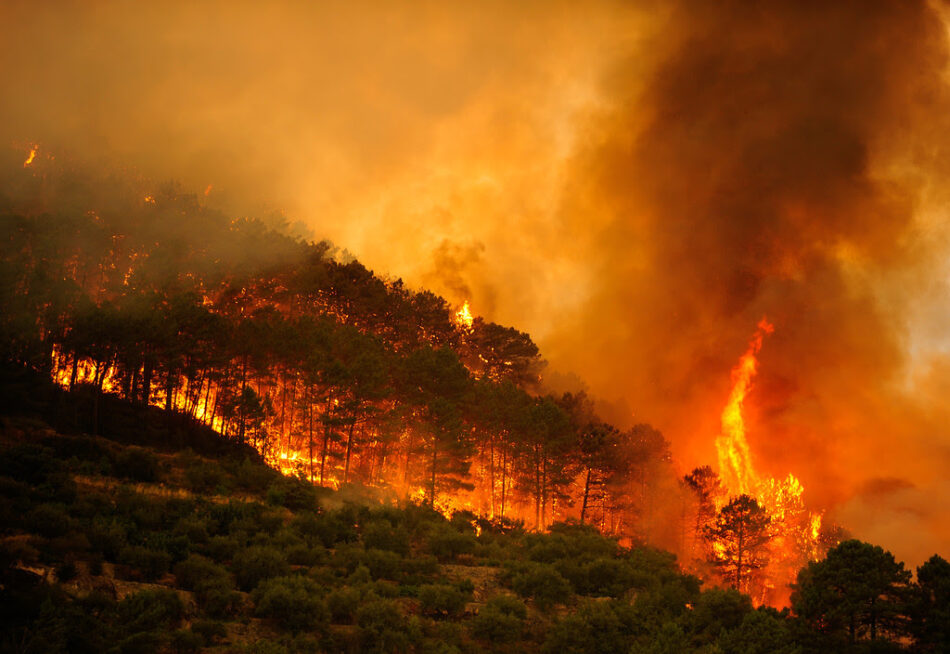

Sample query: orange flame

[454,300,474,330]
[716,318,773,495]
[711,319,829,604]
[23,146,37,167]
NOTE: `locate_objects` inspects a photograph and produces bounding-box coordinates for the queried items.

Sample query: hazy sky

[4,0,950,567]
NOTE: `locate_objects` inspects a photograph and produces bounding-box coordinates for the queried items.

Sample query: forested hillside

[0,155,675,540]
[2,158,950,653]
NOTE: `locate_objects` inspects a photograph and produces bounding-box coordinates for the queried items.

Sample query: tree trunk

[581,468,592,524]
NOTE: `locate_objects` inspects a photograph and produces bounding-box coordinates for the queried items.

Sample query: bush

[541,600,636,654]
[170,629,203,653]
[266,478,317,511]
[185,460,228,494]
[116,588,184,633]
[471,600,525,644]
[115,447,160,482]
[252,575,328,633]
[233,546,289,591]
[417,583,470,619]
[174,554,229,591]
[363,519,411,556]
[511,563,573,610]
[583,557,635,597]
[173,516,210,545]
[190,620,228,646]
[427,523,476,562]
[357,598,411,653]
[204,535,240,562]
[327,586,361,624]
[26,503,75,538]
[118,546,171,581]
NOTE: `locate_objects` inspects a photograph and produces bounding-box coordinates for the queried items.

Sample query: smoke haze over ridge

[4,0,950,567]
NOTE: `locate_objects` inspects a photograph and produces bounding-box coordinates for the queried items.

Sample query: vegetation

[0,159,947,652]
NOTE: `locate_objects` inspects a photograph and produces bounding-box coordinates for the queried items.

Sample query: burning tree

[706,494,772,594]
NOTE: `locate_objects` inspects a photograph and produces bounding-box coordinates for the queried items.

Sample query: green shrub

[583,557,634,597]
[511,563,573,610]
[87,518,128,560]
[362,548,404,581]
[327,586,361,624]
[185,460,228,494]
[174,554,229,590]
[115,631,166,654]
[115,447,160,482]
[427,523,475,562]
[173,516,210,545]
[118,545,171,581]
[196,576,242,618]
[357,598,411,653]
[116,588,184,633]
[170,628,203,653]
[204,535,240,562]
[363,519,411,556]
[541,600,637,654]
[417,583,470,619]
[27,503,74,537]
[470,595,527,643]
[252,575,328,633]
[266,478,316,511]
[190,620,228,646]
[233,546,289,591]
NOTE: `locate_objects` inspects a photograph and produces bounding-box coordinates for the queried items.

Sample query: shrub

[116,588,184,633]
[252,575,329,633]
[541,600,636,654]
[511,563,573,610]
[185,461,228,494]
[87,519,128,560]
[190,620,228,646]
[362,548,403,581]
[233,546,289,591]
[115,447,159,482]
[327,586,361,624]
[584,557,634,597]
[118,546,171,581]
[173,516,210,545]
[427,523,476,562]
[266,478,316,511]
[363,519,411,556]
[174,554,229,591]
[170,629,203,654]
[417,583,470,619]
[204,535,240,562]
[470,595,527,643]
[27,503,74,538]
[357,598,411,653]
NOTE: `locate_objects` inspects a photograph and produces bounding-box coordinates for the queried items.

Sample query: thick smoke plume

[3,0,950,566]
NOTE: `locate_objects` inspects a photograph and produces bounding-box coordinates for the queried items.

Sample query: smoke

[3,0,950,567]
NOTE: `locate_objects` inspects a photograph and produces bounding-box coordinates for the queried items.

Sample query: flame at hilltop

[716,318,773,495]
[712,320,826,603]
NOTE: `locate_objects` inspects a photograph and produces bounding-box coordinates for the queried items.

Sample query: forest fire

[22,145,37,167]
[709,320,827,603]
[454,300,474,330]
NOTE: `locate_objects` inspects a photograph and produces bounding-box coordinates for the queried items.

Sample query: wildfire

[716,318,773,495]
[454,300,474,330]
[144,195,155,204]
[23,145,37,167]
[712,319,826,603]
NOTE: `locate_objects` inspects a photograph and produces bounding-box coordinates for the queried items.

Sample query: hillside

[0,376,707,654]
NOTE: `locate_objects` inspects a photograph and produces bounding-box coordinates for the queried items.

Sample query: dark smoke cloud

[549,0,950,567]
[2,0,950,566]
